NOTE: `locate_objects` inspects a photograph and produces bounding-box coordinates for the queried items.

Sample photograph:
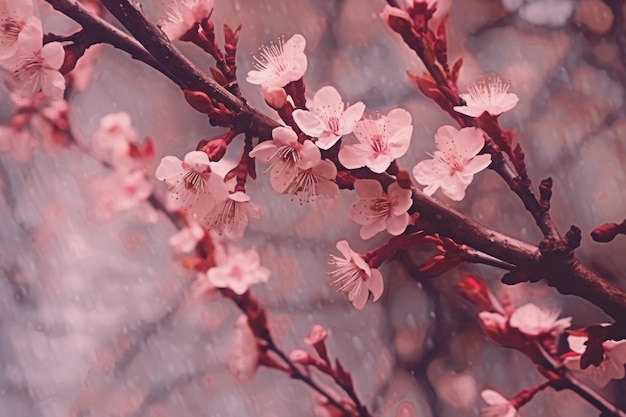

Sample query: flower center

[254,38,289,75]
[370,198,390,215]
[329,257,367,296]
[371,134,388,154]
[0,19,21,45]
[182,170,207,193]
[285,169,318,203]
[327,116,340,133]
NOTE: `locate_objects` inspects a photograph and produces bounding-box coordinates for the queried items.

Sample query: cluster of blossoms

[91,113,157,220]
[0,0,65,100]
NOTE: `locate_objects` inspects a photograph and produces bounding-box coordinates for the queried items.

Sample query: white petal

[354,179,383,198]
[338,144,366,169]
[463,154,492,175]
[313,85,343,115]
[339,102,366,134]
[360,220,386,240]
[156,156,183,181]
[40,42,65,70]
[297,140,321,170]
[454,127,486,160]
[386,212,409,236]
[184,150,211,171]
[350,285,369,310]
[272,126,299,147]
[368,268,384,301]
[249,141,277,162]
[41,69,65,100]
[292,110,324,137]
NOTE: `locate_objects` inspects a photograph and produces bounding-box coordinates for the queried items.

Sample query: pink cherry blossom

[564,332,626,387]
[304,324,328,346]
[328,240,384,310]
[3,17,65,100]
[454,75,519,118]
[246,34,307,88]
[292,86,365,150]
[93,112,138,155]
[249,126,320,193]
[168,218,205,253]
[207,244,270,294]
[203,190,263,238]
[93,170,154,215]
[0,0,34,60]
[284,158,339,202]
[481,390,519,417]
[227,315,259,383]
[338,108,413,173]
[412,125,492,201]
[349,179,412,240]
[508,303,571,337]
[155,150,223,212]
[160,0,214,41]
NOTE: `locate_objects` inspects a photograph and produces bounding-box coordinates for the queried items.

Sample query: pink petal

[207,173,229,200]
[454,127,486,160]
[272,126,298,147]
[41,69,65,100]
[315,131,341,150]
[368,268,384,301]
[366,154,393,174]
[285,33,306,53]
[297,140,321,170]
[338,102,365,134]
[434,125,460,156]
[350,285,369,310]
[493,93,519,114]
[315,180,339,198]
[229,191,251,203]
[453,104,483,118]
[245,69,269,86]
[311,158,337,179]
[386,212,409,235]
[15,16,42,55]
[249,141,278,162]
[155,155,183,181]
[388,182,413,214]
[387,125,413,159]
[481,390,508,406]
[335,240,353,259]
[463,153,492,175]
[292,109,324,137]
[184,150,211,172]
[386,108,412,129]
[350,198,381,225]
[40,42,65,70]
[313,85,343,114]
[354,179,383,198]
[412,159,445,185]
[567,335,588,355]
[440,174,471,201]
[360,220,386,240]
[269,160,296,193]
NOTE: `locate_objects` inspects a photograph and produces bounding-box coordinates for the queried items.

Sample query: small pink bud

[262,86,287,109]
[304,324,328,345]
[200,138,228,161]
[457,275,495,311]
[289,349,312,364]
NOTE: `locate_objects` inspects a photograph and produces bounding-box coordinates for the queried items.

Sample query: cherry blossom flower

[93,170,154,215]
[207,244,270,294]
[160,0,214,41]
[338,108,413,173]
[246,34,307,88]
[0,0,34,60]
[454,76,519,118]
[3,17,65,100]
[412,126,492,201]
[227,315,259,383]
[349,179,412,240]
[292,86,365,150]
[508,303,571,337]
[328,240,384,310]
[283,159,339,202]
[249,126,320,193]
[94,112,138,155]
[168,218,205,253]
[203,190,263,238]
[564,332,626,387]
[155,150,223,211]
[481,390,519,417]
[304,324,328,346]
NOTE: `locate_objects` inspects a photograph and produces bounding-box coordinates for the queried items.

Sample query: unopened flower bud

[304,324,329,361]
[591,222,625,243]
[457,275,496,311]
[289,349,312,364]
[200,138,228,161]
[262,86,287,109]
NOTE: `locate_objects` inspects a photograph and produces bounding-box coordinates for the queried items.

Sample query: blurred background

[1,0,625,416]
